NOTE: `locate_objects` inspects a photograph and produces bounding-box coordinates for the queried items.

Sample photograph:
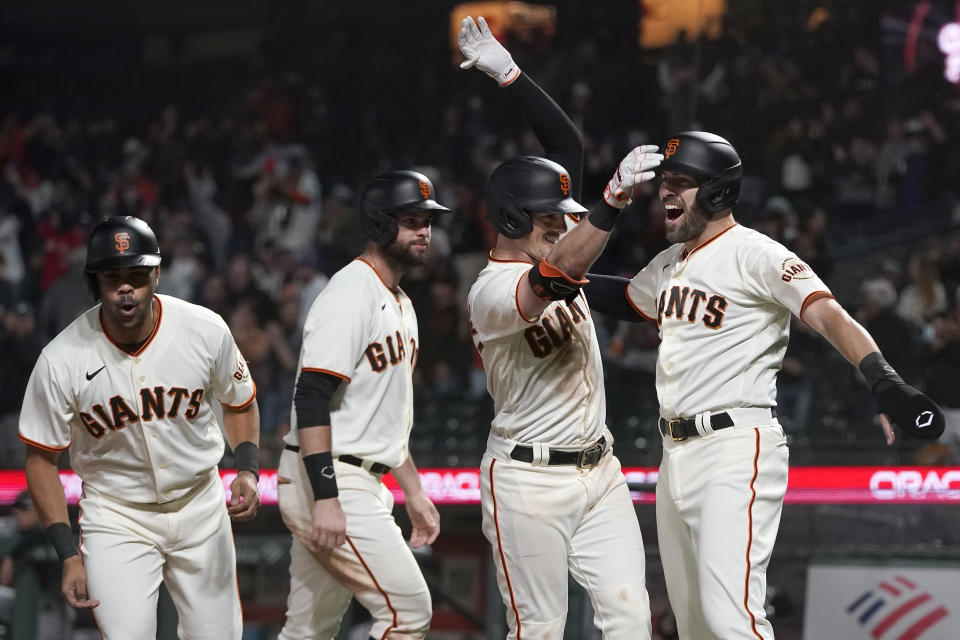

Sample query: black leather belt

[284,444,391,474]
[658,409,776,441]
[510,436,606,468]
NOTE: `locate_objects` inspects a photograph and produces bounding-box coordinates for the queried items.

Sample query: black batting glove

[859,352,945,440]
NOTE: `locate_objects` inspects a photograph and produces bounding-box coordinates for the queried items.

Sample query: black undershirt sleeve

[504,72,584,199]
[294,370,343,428]
[582,274,649,323]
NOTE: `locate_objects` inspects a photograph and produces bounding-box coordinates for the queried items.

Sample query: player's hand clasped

[228,471,261,522]
[458,16,521,86]
[405,491,440,548]
[603,145,663,209]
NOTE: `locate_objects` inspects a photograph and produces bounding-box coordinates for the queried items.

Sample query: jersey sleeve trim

[799,291,836,319]
[18,433,70,452]
[220,381,258,410]
[302,367,351,382]
[515,274,540,324]
[624,286,656,322]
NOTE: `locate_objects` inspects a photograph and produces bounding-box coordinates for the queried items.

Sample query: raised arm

[459,15,583,194]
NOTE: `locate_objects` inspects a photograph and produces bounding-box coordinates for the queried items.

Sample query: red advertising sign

[3,466,960,506]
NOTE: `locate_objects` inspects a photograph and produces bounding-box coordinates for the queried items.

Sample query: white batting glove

[458,16,521,86]
[603,145,663,209]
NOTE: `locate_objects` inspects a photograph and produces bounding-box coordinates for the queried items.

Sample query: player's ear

[154,265,161,288]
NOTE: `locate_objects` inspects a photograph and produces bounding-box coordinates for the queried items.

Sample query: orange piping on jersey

[301,367,351,382]
[220,381,257,410]
[681,223,740,260]
[99,296,163,357]
[75,493,104,639]
[624,285,656,323]
[514,275,540,324]
[356,258,402,304]
[487,249,535,265]
[230,525,244,627]
[18,433,70,451]
[490,460,523,638]
[798,291,835,320]
[345,534,400,639]
[743,429,763,640]
[565,213,582,225]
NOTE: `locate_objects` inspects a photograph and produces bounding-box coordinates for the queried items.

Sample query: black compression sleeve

[586,200,621,232]
[505,72,584,199]
[294,370,342,428]
[583,274,648,322]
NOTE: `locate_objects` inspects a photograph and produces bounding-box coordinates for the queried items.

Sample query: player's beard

[384,238,430,268]
[664,201,710,244]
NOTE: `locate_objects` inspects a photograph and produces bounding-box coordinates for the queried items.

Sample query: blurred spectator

[896,254,947,328]
[0,491,73,639]
[0,208,24,297]
[857,279,919,378]
[922,296,960,461]
[0,303,44,468]
[37,246,91,339]
[252,148,321,260]
[37,212,85,291]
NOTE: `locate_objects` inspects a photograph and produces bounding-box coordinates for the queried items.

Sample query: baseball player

[459,16,662,639]
[276,170,450,640]
[18,215,261,639]
[581,131,946,639]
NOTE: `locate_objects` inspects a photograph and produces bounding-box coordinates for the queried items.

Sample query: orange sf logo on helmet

[558,173,570,195]
[665,139,679,157]
[114,232,131,254]
[418,180,431,198]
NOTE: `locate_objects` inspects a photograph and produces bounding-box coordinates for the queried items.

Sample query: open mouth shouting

[663,200,685,223]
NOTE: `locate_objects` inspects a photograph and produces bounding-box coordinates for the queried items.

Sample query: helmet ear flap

[695,167,742,215]
[362,210,399,245]
[87,273,101,301]
[486,196,533,239]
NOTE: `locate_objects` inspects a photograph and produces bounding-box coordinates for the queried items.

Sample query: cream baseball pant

[78,468,242,639]
[276,448,432,640]
[657,422,789,640]
[480,441,651,640]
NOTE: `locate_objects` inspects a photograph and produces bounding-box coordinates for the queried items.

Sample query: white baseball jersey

[469,254,652,640]
[278,257,431,640]
[626,224,832,419]
[18,294,256,503]
[468,256,606,445]
[282,258,417,468]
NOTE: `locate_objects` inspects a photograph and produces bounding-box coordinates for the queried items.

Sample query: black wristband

[46,522,79,563]
[858,351,904,394]
[303,452,338,500]
[233,441,259,480]
[587,201,620,232]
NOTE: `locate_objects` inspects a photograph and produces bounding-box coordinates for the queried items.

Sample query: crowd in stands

[1,9,959,470]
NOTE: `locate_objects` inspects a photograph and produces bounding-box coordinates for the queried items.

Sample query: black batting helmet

[360,170,452,244]
[85,216,161,299]
[486,156,588,239]
[659,131,742,214]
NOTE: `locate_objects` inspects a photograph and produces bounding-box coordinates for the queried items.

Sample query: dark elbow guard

[583,274,647,322]
[528,259,589,301]
[294,370,341,428]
